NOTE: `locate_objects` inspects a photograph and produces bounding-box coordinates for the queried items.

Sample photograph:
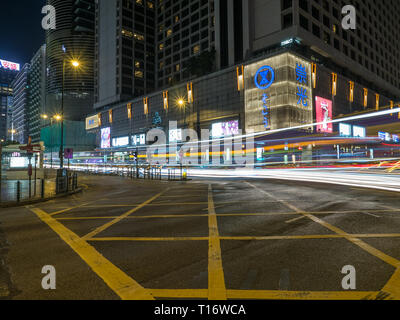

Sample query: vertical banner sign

[315,97,333,133]
[254,66,275,129]
[296,63,308,106]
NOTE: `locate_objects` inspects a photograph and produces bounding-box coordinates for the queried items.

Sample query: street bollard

[16,181,21,202]
[41,179,45,199]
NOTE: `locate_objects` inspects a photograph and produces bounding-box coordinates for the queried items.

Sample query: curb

[0,188,83,209]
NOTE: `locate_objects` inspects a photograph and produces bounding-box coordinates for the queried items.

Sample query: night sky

[0,0,47,65]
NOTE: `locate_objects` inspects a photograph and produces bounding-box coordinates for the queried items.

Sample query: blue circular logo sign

[254,66,275,90]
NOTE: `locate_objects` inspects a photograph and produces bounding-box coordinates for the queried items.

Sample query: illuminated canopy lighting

[53,114,62,121]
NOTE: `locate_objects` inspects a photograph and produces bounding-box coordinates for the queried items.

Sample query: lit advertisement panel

[211,120,239,138]
[101,127,111,148]
[353,126,366,138]
[10,157,29,168]
[339,123,352,137]
[315,97,333,133]
[86,115,100,130]
[378,132,391,141]
[0,59,20,71]
[112,136,129,147]
[132,134,146,146]
[393,135,399,143]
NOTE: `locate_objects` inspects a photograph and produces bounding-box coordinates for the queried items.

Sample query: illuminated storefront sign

[353,126,366,138]
[254,66,275,129]
[132,134,146,146]
[392,135,399,143]
[101,127,111,148]
[112,136,129,147]
[378,132,391,141]
[315,97,333,133]
[339,123,352,137]
[211,120,239,138]
[296,64,308,106]
[86,115,100,130]
[0,59,20,71]
[245,53,313,133]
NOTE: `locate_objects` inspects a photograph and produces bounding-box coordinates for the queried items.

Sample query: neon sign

[296,64,308,107]
[254,66,275,90]
[0,59,20,71]
[255,66,275,129]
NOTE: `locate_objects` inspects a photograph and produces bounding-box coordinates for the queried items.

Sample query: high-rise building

[11,64,30,144]
[156,0,216,87]
[94,0,217,111]
[29,45,47,143]
[45,0,95,121]
[216,0,400,98]
[87,0,400,151]
[94,0,157,109]
[0,59,19,142]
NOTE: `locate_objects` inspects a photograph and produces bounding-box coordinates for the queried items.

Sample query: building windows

[282,13,293,29]
[299,14,308,30]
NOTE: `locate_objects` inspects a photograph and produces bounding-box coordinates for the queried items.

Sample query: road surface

[0,173,400,300]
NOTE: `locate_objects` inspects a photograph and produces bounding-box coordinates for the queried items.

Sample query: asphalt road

[0,173,400,300]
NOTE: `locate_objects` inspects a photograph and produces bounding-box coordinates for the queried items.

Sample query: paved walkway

[0,179,56,203]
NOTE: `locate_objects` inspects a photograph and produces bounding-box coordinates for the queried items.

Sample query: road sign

[64,148,74,160]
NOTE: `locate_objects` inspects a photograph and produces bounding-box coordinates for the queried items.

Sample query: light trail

[139,107,400,148]
[187,168,400,193]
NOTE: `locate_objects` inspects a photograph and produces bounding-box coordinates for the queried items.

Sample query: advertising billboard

[211,120,240,138]
[132,134,146,146]
[353,126,366,138]
[315,97,333,133]
[101,127,111,148]
[112,136,130,147]
[339,123,352,137]
[0,59,20,71]
[86,115,100,130]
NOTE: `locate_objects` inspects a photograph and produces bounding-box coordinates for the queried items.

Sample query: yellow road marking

[382,268,400,299]
[49,201,97,216]
[29,208,154,300]
[57,214,209,221]
[247,182,400,270]
[227,290,378,300]
[148,289,379,300]
[285,216,306,224]
[85,233,400,242]
[247,182,400,269]
[83,190,168,240]
[53,209,400,220]
[89,237,209,242]
[150,289,208,299]
[208,184,227,300]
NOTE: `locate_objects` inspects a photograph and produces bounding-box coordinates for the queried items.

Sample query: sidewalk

[0,179,56,203]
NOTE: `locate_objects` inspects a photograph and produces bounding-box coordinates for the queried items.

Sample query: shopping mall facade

[86,46,398,154]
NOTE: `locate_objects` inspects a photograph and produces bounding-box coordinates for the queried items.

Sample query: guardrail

[64,163,188,181]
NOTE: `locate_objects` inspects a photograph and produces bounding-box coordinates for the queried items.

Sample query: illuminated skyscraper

[0,59,19,142]
[45,0,95,121]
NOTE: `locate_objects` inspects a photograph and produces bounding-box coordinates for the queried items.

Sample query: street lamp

[176,97,187,127]
[59,59,80,169]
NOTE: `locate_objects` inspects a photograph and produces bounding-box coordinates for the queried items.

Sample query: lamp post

[59,59,80,169]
